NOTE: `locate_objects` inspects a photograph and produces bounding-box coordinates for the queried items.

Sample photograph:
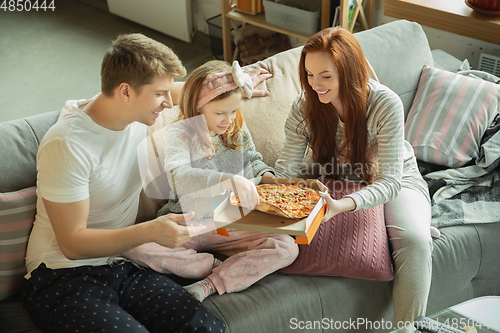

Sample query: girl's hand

[244,67,273,97]
[222,174,259,210]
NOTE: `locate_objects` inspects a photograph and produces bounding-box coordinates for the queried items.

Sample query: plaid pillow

[405,65,500,167]
[0,187,36,300]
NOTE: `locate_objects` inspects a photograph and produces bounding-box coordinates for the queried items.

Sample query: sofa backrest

[355,20,434,119]
[231,20,435,168]
[0,111,60,193]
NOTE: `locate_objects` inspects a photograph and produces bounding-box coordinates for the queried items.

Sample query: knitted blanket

[420,112,500,228]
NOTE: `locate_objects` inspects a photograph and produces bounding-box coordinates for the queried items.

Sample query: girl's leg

[122,242,215,280]
[188,229,299,295]
[384,187,433,333]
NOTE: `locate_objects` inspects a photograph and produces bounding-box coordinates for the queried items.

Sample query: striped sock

[184,277,217,302]
[213,258,223,269]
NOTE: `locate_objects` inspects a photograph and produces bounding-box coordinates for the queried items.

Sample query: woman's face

[304,51,341,107]
[199,91,242,136]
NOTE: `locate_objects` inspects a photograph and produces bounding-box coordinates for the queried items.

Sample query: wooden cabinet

[385,0,500,46]
[221,0,375,62]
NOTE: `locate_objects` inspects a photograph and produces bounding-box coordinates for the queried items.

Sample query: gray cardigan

[157,120,274,219]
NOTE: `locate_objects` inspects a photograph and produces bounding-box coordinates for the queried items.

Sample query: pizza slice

[230,184,321,219]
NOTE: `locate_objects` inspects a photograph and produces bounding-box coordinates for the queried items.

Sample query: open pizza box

[213,175,327,244]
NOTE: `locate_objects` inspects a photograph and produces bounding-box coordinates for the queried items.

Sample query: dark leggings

[22,262,225,333]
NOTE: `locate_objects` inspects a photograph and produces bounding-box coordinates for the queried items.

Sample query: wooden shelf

[385,0,500,46]
[221,0,375,62]
[225,10,311,40]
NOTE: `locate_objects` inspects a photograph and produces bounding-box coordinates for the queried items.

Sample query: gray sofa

[1,20,499,333]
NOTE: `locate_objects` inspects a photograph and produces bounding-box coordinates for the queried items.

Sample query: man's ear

[117,83,131,101]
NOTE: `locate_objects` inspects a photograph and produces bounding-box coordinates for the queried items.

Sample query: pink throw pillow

[0,186,37,300]
[405,65,500,167]
[279,180,394,281]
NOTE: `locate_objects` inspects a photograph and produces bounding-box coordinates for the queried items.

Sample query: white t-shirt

[25,100,146,278]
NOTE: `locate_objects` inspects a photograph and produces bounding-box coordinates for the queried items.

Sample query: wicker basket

[263,0,321,36]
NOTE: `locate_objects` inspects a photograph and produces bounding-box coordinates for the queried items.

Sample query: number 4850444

[1,0,56,11]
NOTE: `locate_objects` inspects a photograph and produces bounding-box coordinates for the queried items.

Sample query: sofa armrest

[431,49,464,73]
[0,111,59,192]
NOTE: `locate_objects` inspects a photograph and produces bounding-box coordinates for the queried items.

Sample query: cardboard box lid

[213,176,327,244]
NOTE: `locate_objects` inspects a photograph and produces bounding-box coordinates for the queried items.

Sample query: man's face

[130,74,174,126]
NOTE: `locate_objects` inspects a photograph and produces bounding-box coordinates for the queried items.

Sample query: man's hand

[150,212,206,248]
[244,66,273,97]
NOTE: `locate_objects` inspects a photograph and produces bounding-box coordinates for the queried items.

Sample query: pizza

[230,184,321,219]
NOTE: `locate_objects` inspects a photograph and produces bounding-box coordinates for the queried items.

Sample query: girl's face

[199,90,242,136]
[304,51,341,108]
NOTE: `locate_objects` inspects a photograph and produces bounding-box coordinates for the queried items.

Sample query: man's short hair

[101,33,186,96]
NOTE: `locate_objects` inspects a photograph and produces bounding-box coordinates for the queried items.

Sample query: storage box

[206,14,242,60]
[214,175,327,244]
[236,0,265,14]
[263,0,321,36]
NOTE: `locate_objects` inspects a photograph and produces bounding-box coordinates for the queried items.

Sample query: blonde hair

[101,33,186,96]
[176,60,247,159]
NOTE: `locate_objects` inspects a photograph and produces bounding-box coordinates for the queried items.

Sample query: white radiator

[107,0,193,43]
[478,53,500,78]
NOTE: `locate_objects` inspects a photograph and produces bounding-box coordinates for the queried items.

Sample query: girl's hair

[176,60,247,159]
[298,27,375,183]
[101,33,186,97]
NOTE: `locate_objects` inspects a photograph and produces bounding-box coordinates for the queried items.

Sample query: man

[22,33,226,333]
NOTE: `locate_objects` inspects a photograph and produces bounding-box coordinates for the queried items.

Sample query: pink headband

[197,61,253,109]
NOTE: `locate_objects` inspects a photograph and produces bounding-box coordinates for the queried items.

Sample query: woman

[274,27,437,332]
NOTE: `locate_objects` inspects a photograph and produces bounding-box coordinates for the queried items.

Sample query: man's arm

[44,198,204,260]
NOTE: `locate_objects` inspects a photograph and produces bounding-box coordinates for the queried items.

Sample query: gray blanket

[420,113,500,228]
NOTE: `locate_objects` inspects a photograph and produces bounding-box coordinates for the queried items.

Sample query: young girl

[124,60,298,302]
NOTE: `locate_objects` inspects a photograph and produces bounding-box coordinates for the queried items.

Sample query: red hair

[298,27,375,183]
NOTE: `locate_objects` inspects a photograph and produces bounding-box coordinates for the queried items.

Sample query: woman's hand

[221,174,259,210]
[244,66,273,97]
[319,192,357,223]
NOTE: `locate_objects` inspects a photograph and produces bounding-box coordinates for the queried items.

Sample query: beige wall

[193,0,222,35]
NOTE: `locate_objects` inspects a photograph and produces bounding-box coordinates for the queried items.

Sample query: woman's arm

[344,83,405,211]
[274,95,309,178]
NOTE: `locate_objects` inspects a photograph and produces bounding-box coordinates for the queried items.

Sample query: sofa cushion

[355,20,435,119]
[405,65,500,167]
[279,180,393,281]
[0,186,36,300]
